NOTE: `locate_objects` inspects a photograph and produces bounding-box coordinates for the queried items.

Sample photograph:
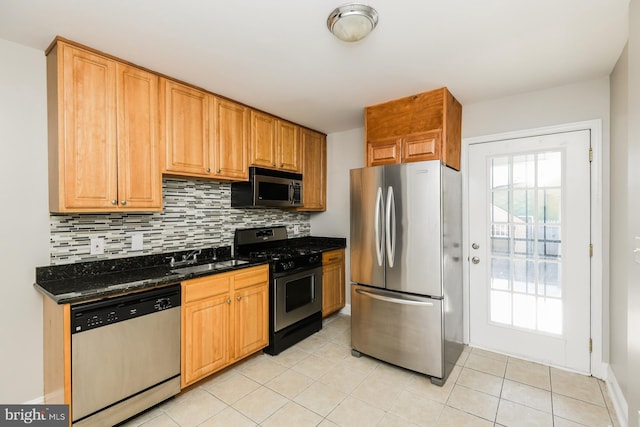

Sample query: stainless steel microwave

[231,167,303,208]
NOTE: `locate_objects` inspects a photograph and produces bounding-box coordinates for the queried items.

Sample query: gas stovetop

[234,226,322,273]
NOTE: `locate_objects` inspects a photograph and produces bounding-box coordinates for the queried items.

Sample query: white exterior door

[468,130,591,373]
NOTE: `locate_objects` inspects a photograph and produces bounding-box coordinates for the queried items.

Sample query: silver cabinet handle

[472,257,480,264]
[111,200,117,205]
[216,169,221,173]
[355,289,434,307]
[121,200,127,206]
[237,296,241,301]
[472,242,479,250]
[226,298,231,304]
[206,167,211,173]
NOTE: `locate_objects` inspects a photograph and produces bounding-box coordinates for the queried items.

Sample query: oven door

[274,266,322,331]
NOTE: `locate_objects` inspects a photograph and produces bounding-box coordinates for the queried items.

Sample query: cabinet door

[182,295,230,387]
[249,110,276,168]
[299,128,326,211]
[116,63,162,210]
[233,283,268,361]
[213,98,249,180]
[402,130,441,163]
[161,79,213,176]
[276,120,301,172]
[367,137,401,166]
[322,250,346,317]
[60,43,118,209]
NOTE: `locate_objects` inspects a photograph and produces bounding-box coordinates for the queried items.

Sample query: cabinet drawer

[233,265,269,290]
[183,273,232,303]
[322,249,344,265]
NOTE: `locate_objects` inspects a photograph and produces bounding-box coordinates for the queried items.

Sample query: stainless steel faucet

[168,249,202,268]
[183,249,201,263]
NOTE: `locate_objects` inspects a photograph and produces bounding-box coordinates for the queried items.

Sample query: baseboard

[607,364,629,427]
[339,304,351,316]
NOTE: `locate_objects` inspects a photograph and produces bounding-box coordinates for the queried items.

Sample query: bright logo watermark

[1,405,68,426]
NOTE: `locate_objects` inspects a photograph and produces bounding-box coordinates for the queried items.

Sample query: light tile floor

[122,313,620,427]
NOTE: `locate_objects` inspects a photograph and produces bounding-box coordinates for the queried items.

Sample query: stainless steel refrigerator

[350,160,463,385]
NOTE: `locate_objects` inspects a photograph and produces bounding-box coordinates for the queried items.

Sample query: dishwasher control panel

[71,285,181,334]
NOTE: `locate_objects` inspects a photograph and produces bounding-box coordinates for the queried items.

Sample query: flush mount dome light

[327,3,378,42]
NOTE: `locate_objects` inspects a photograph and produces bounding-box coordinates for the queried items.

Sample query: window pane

[538,226,561,259]
[537,297,562,335]
[491,258,510,290]
[513,259,535,294]
[492,191,510,222]
[513,154,535,188]
[538,189,561,223]
[513,224,534,256]
[537,152,562,187]
[538,261,562,297]
[513,294,536,329]
[491,290,512,325]
[491,157,510,189]
[513,189,535,222]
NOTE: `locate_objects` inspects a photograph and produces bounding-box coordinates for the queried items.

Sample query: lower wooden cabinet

[322,249,346,318]
[181,264,268,388]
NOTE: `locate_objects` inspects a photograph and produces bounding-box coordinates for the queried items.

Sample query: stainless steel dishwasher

[70,285,181,427]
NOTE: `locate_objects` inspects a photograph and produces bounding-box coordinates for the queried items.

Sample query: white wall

[610,43,629,404]
[310,128,364,305]
[626,0,640,424]
[0,39,50,402]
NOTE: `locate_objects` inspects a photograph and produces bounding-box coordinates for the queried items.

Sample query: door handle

[472,257,480,264]
[385,186,396,268]
[374,187,384,267]
[355,289,434,307]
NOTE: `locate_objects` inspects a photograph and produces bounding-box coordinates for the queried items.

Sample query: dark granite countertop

[35,237,346,305]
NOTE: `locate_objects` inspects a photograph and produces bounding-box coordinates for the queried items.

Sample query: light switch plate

[90,237,105,255]
[293,225,300,235]
[131,232,144,251]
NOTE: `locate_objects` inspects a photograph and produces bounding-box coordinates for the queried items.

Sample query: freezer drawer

[351,284,443,378]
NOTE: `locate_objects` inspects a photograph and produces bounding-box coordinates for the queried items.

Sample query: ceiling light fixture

[327,3,378,42]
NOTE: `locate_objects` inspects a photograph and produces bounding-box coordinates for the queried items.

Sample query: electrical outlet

[293,225,300,235]
[131,232,144,251]
[90,237,105,255]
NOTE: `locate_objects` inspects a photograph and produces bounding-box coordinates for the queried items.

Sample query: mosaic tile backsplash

[49,178,311,265]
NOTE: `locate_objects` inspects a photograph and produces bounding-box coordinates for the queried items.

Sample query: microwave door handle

[289,182,294,204]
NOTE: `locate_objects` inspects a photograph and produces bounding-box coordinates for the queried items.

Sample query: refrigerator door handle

[385,186,396,268]
[355,288,434,307]
[374,187,384,267]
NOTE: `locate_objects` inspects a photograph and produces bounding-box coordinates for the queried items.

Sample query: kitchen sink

[171,259,249,275]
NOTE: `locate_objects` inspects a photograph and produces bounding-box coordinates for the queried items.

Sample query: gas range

[235,227,322,275]
[234,226,323,355]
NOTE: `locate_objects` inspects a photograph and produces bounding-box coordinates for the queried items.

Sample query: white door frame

[462,119,606,379]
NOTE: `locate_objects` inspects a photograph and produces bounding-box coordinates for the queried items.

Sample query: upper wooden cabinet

[249,111,301,172]
[160,78,213,177]
[47,40,162,212]
[365,87,462,170]
[161,79,249,181]
[213,97,249,180]
[298,128,326,211]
